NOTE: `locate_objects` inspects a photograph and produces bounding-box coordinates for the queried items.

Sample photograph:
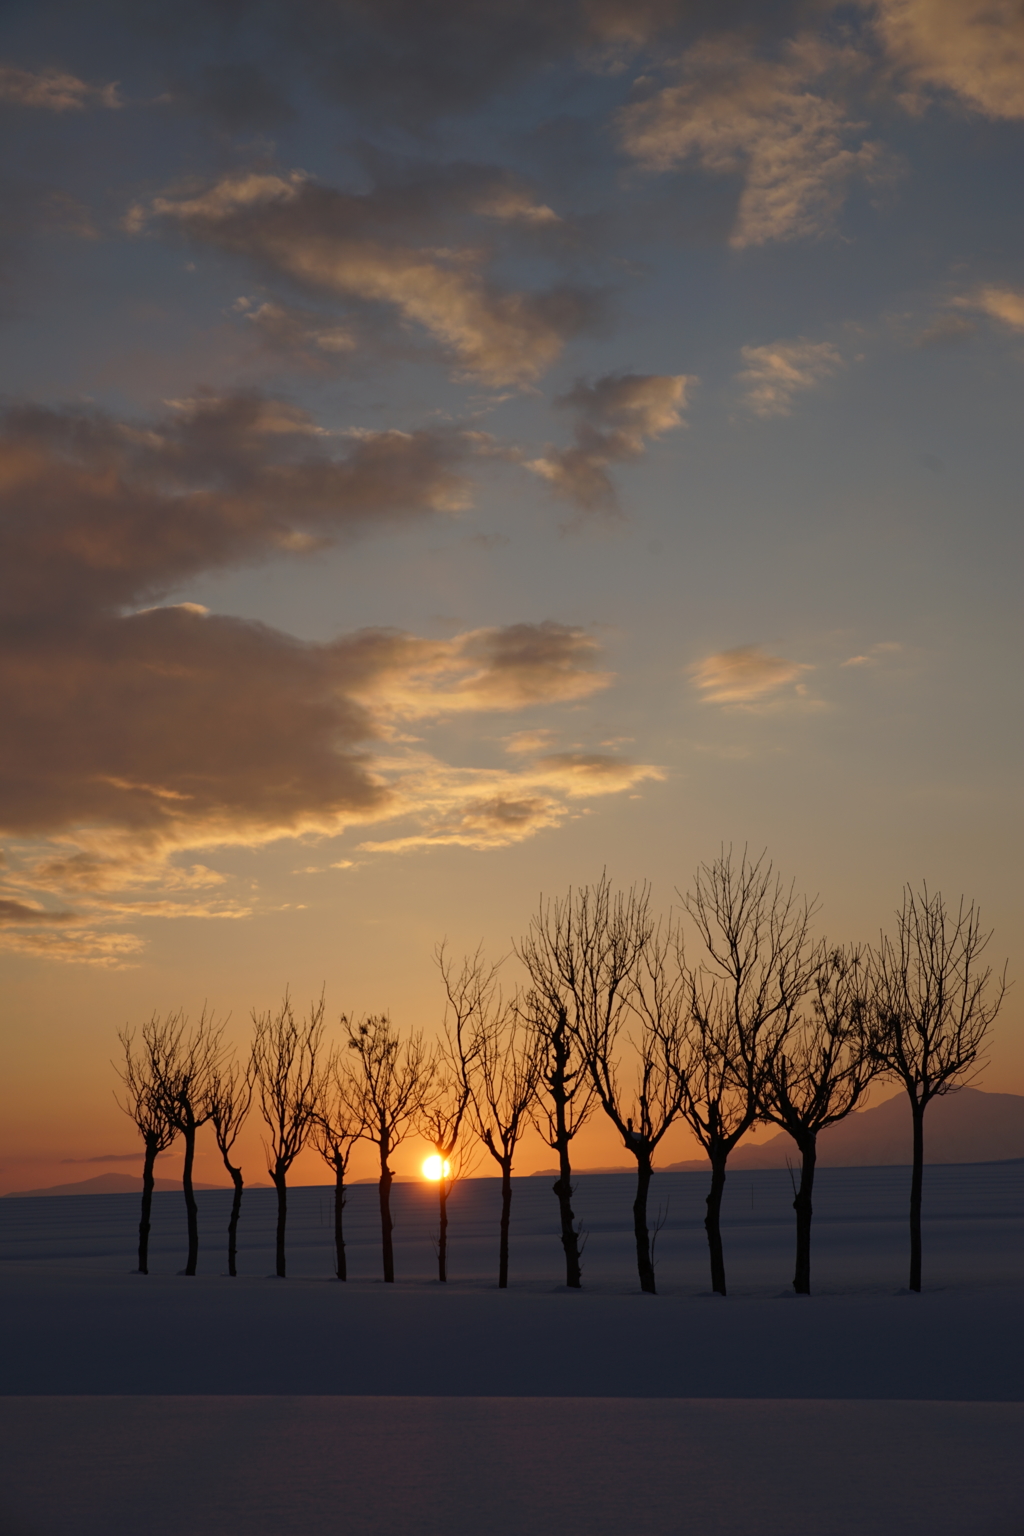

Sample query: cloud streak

[736,339,843,417]
[690,645,812,704]
[870,0,1024,120]
[0,62,120,111]
[618,34,886,246]
[528,371,694,508]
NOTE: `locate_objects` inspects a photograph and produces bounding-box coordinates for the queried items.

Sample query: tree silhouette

[459,957,541,1289]
[205,1054,254,1277]
[347,1014,432,1283]
[158,1010,224,1276]
[676,849,815,1296]
[115,1015,180,1275]
[518,875,650,1287]
[870,886,1006,1291]
[760,945,876,1294]
[251,991,325,1278]
[311,1041,365,1281]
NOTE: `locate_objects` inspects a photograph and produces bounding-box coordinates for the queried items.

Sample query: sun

[422,1154,451,1181]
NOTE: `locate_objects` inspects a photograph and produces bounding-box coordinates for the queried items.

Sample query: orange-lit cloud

[129,169,593,386]
[951,286,1024,333]
[0,62,120,111]
[528,371,694,508]
[869,0,1024,119]
[618,35,886,247]
[690,645,812,704]
[736,339,843,417]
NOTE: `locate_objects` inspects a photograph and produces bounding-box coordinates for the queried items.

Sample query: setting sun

[421,1155,451,1182]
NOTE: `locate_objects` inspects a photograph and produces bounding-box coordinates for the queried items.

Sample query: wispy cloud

[528,371,694,508]
[0,62,120,111]
[951,285,1024,333]
[618,34,887,246]
[736,339,843,417]
[690,645,812,705]
[870,0,1024,120]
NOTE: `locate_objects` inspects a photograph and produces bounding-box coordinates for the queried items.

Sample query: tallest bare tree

[870,886,1006,1292]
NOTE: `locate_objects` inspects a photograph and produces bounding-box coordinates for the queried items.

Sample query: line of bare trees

[115,851,1006,1295]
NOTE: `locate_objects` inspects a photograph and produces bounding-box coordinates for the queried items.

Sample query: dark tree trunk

[226,1164,244,1278]
[553,1138,582,1288]
[498,1158,513,1289]
[138,1139,157,1274]
[379,1157,395,1283]
[437,1179,449,1283]
[272,1168,288,1278]
[632,1151,656,1294]
[704,1152,728,1296]
[182,1112,199,1276]
[909,1097,925,1293]
[792,1133,817,1296]
[333,1163,347,1281]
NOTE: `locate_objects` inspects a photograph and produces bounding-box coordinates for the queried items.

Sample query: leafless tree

[204,1054,254,1277]
[676,849,815,1296]
[518,875,652,1288]
[347,1013,432,1283]
[115,1015,180,1275]
[595,927,689,1294]
[251,991,325,1278]
[760,945,876,1295]
[310,1040,365,1281]
[157,1009,225,1276]
[869,886,1007,1292]
[463,964,542,1289]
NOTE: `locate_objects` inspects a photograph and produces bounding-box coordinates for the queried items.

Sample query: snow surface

[2,1166,1021,1534]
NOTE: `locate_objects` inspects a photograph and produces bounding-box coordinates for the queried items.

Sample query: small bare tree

[677,849,815,1296]
[311,1041,365,1281]
[463,965,542,1289]
[251,991,325,1278]
[157,1009,225,1276]
[115,1015,180,1275]
[869,886,1007,1292]
[518,875,652,1288]
[760,945,876,1295]
[347,1014,432,1283]
[204,1055,254,1277]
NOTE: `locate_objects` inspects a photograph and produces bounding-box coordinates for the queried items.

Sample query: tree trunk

[632,1151,656,1294]
[437,1178,449,1283]
[792,1133,816,1296]
[553,1138,582,1288]
[138,1138,157,1274]
[909,1097,925,1293]
[704,1152,728,1296]
[272,1168,287,1278]
[379,1155,395,1283]
[333,1163,347,1282]
[226,1164,243,1278]
[498,1158,513,1289]
[182,1112,199,1276]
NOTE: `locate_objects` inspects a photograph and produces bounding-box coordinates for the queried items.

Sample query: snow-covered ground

[2,1165,1022,1534]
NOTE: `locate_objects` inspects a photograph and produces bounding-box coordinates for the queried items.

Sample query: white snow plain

[2,1163,1022,1535]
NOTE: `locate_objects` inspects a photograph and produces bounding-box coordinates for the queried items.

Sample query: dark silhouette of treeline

[116,850,1006,1296]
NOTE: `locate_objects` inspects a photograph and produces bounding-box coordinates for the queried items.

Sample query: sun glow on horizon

[422,1155,451,1181]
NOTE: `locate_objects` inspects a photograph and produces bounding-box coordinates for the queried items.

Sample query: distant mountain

[663,1088,1024,1171]
[3,1172,229,1198]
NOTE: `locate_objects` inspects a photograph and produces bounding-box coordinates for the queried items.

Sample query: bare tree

[310,1041,365,1281]
[760,945,876,1295]
[594,927,688,1294]
[869,886,1007,1292]
[205,1055,254,1277]
[347,1014,432,1283]
[677,849,815,1296]
[157,1009,225,1276]
[518,875,652,1288]
[251,991,325,1278]
[115,1015,180,1275]
[463,966,542,1289]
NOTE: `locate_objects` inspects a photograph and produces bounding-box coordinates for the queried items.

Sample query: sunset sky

[1,0,1021,1194]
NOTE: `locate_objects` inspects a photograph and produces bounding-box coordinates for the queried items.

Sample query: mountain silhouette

[3,1172,229,1198]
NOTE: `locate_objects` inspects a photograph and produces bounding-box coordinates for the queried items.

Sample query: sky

[1,0,1021,1194]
